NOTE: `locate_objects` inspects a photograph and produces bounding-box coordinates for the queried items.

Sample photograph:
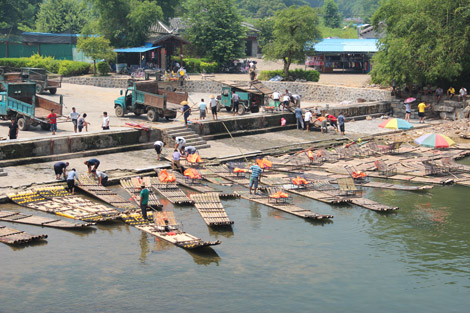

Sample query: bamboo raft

[121,210,221,249]
[147,177,194,205]
[77,174,138,211]
[8,187,120,222]
[190,192,234,226]
[120,178,162,209]
[360,181,433,191]
[288,189,352,204]
[238,191,333,220]
[349,197,399,212]
[0,211,94,229]
[0,225,47,245]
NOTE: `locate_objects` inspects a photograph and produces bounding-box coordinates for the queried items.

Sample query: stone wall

[63,76,129,89]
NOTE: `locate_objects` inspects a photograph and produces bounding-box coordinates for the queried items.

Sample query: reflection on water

[8,238,48,251]
[185,247,221,266]
[139,232,150,263]
[208,225,234,239]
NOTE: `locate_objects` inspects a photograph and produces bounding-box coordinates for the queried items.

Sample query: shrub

[258,69,320,82]
[200,61,218,73]
[58,60,90,76]
[170,56,219,73]
[0,55,90,76]
[97,61,110,75]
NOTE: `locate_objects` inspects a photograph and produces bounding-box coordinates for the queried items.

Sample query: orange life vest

[307,150,314,160]
[256,158,272,169]
[187,153,202,163]
[270,191,289,198]
[352,171,367,178]
[233,167,248,173]
[292,177,308,185]
[159,169,176,182]
[184,168,202,179]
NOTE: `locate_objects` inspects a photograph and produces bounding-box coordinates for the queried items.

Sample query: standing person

[7,119,18,140]
[102,112,110,130]
[66,107,80,133]
[139,185,149,220]
[292,94,301,107]
[313,106,322,117]
[47,109,58,135]
[327,114,338,133]
[318,116,328,134]
[249,162,262,195]
[66,168,80,195]
[92,169,108,186]
[198,98,208,120]
[53,161,69,180]
[181,101,191,127]
[282,93,291,111]
[153,140,165,161]
[172,149,183,174]
[84,158,100,173]
[249,67,256,81]
[173,136,186,154]
[404,101,411,122]
[338,112,346,136]
[447,86,455,99]
[77,113,90,132]
[304,109,313,131]
[458,87,467,103]
[294,107,304,130]
[435,87,443,103]
[210,94,218,120]
[417,102,430,123]
[232,91,240,116]
[272,91,280,111]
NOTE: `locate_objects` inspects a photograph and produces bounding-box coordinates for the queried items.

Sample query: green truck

[219,81,273,114]
[114,80,188,122]
[20,67,62,94]
[0,82,63,130]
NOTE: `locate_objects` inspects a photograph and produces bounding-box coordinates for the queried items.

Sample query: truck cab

[0,91,7,116]
[220,86,262,114]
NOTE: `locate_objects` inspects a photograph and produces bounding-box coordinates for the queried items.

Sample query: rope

[220,121,249,164]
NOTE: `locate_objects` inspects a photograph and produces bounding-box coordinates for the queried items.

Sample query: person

[423,84,433,95]
[435,87,443,103]
[417,102,430,123]
[7,119,18,140]
[66,168,80,195]
[458,87,467,103]
[102,112,110,130]
[249,67,256,81]
[391,79,396,96]
[320,116,328,134]
[249,162,262,195]
[198,99,208,120]
[181,100,191,127]
[447,86,455,99]
[184,145,197,156]
[327,114,338,133]
[282,94,291,111]
[66,107,80,133]
[232,91,240,115]
[210,94,218,120]
[173,136,186,154]
[338,112,345,136]
[53,161,69,180]
[313,106,322,117]
[139,185,149,220]
[404,101,411,122]
[304,109,313,131]
[272,91,280,111]
[153,140,165,161]
[172,149,183,174]
[292,94,301,107]
[92,169,108,186]
[294,107,304,130]
[78,113,90,132]
[47,109,58,135]
[84,158,100,173]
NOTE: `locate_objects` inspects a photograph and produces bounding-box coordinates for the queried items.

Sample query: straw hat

[210,94,215,99]
[180,100,188,105]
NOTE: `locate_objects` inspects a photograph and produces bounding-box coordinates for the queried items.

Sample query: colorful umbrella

[404,97,416,104]
[414,133,456,149]
[378,118,414,130]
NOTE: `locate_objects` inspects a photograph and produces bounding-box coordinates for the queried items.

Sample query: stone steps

[164,126,210,151]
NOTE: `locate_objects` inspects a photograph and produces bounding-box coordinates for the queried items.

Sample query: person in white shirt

[153,140,165,160]
[66,107,80,133]
[272,91,280,110]
[292,94,301,107]
[458,87,467,103]
[198,99,208,120]
[173,136,186,153]
[304,109,313,131]
[210,94,218,120]
[92,169,108,186]
[102,112,110,130]
[282,95,291,111]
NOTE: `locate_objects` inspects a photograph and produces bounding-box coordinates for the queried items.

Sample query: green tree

[183,0,246,65]
[0,0,41,31]
[76,36,116,74]
[254,18,275,48]
[153,0,182,21]
[237,0,286,19]
[263,6,321,77]
[371,0,470,86]
[35,0,92,33]
[323,0,342,28]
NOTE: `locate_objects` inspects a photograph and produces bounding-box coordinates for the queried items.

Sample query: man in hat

[209,94,218,120]
[181,100,191,127]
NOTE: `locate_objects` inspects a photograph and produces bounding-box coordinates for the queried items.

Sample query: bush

[258,69,320,82]
[170,56,219,73]
[97,61,110,75]
[0,55,90,76]
[58,60,90,76]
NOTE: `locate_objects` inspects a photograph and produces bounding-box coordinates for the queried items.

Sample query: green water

[1,182,469,313]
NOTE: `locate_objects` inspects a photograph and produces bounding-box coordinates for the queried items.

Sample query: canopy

[378,118,414,130]
[114,46,161,53]
[414,134,456,149]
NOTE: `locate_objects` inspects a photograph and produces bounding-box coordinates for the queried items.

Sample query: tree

[0,0,41,31]
[323,0,342,28]
[263,6,321,78]
[254,18,275,48]
[237,0,286,19]
[153,0,182,21]
[371,0,470,86]
[35,0,92,34]
[76,36,116,74]
[183,0,246,65]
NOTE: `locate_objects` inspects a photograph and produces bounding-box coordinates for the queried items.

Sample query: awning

[306,39,378,53]
[114,46,161,53]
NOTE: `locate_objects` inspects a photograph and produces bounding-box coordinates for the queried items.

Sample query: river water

[1,178,469,313]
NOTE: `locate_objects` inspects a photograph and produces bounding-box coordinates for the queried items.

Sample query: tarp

[306,39,378,53]
[114,46,161,53]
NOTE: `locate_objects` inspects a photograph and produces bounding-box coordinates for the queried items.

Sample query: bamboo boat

[120,210,221,249]
[120,177,162,209]
[0,225,47,245]
[147,177,194,205]
[0,211,94,229]
[360,181,433,191]
[190,192,234,226]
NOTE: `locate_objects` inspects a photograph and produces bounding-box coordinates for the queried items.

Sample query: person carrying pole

[249,162,262,195]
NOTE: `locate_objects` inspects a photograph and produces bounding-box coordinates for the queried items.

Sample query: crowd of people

[52,158,107,195]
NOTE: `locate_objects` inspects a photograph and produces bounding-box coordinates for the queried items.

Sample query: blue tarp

[114,46,161,53]
[307,39,378,53]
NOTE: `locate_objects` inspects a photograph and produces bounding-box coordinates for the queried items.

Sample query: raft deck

[0,211,94,229]
[147,177,194,205]
[190,192,234,226]
[0,225,47,245]
[120,178,162,209]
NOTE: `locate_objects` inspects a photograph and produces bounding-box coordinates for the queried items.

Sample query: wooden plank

[148,178,194,205]
[0,210,93,229]
[0,225,47,245]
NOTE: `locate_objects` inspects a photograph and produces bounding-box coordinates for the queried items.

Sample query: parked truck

[219,81,273,114]
[20,67,62,94]
[114,80,188,122]
[0,82,63,130]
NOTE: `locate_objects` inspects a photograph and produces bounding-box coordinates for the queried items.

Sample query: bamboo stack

[190,192,234,227]
[120,178,162,209]
[148,177,193,205]
[0,225,47,245]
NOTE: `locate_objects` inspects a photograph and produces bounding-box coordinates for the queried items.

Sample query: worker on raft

[53,161,69,180]
[84,158,100,173]
[172,149,184,174]
[249,162,262,195]
[173,136,186,154]
[92,169,108,186]
[184,145,197,156]
[66,168,81,195]
[139,184,149,220]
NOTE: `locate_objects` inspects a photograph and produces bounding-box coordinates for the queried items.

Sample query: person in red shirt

[327,114,338,133]
[47,109,58,135]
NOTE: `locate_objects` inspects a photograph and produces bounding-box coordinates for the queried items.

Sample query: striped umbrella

[378,118,414,130]
[414,133,456,149]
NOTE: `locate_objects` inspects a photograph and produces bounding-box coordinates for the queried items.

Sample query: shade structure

[378,118,414,130]
[414,133,456,149]
[404,97,416,104]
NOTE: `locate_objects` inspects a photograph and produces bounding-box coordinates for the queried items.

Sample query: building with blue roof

[305,38,379,73]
